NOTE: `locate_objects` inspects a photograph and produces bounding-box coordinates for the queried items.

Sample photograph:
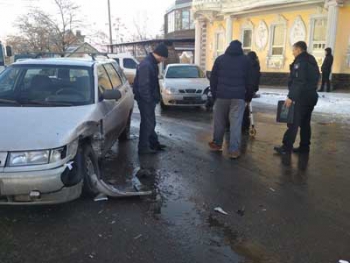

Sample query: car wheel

[119,113,131,141]
[160,99,169,110]
[82,144,100,197]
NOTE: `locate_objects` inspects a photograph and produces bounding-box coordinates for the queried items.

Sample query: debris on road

[94,194,108,202]
[269,188,276,192]
[134,234,143,240]
[214,207,228,215]
[237,206,245,216]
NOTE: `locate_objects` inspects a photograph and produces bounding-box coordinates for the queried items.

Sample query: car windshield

[166,66,205,79]
[0,65,93,107]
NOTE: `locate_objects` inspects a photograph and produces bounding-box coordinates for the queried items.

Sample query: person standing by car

[319,47,334,92]
[242,51,261,133]
[208,40,254,159]
[274,41,319,155]
[133,43,168,155]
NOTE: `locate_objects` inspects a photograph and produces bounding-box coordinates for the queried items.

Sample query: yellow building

[192,0,350,89]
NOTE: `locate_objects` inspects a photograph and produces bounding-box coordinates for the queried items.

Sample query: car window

[166,66,202,79]
[123,58,138,69]
[113,58,120,65]
[98,65,113,92]
[104,64,122,88]
[112,63,127,84]
[0,67,21,93]
[0,65,93,106]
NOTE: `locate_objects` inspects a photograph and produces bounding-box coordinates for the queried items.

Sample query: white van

[108,53,139,85]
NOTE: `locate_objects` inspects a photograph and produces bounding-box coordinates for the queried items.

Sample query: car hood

[0,105,102,151]
[163,78,209,90]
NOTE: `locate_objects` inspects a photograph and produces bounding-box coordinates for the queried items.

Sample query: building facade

[193,0,350,89]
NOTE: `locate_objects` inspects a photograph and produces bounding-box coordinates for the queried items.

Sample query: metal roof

[12,58,100,67]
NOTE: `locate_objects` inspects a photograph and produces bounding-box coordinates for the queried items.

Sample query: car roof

[108,53,135,59]
[12,58,116,67]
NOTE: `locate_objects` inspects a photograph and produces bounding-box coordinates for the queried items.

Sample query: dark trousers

[282,103,315,151]
[138,101,159,150]
[242,105,250,131]
[320,72,331,92]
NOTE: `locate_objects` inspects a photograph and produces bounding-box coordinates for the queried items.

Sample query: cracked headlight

[8,151,50,167]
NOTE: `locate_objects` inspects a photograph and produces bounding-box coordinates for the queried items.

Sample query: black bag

[276,100,295,124]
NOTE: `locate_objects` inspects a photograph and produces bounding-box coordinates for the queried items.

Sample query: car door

[97,64,123,153]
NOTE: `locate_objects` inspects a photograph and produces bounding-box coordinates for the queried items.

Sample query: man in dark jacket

[319,47,334,92]
[208,40,254,159]
[133,44,168,154]
[274,41,319,155]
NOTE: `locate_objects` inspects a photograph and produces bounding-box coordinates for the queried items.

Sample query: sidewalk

[254,87,350,117]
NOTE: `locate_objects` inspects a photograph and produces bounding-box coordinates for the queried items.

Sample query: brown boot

[229,151,241,159]
[208,141,222,152]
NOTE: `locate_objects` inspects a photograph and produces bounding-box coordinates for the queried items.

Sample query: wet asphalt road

[0,102,350,263]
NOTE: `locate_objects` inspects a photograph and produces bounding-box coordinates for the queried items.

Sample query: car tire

[119,113,131,141]
[160,99,169,110]
[82,143,100,197]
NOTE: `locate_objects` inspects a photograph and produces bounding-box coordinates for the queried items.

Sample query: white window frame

[241,21,254,54]
[214,29,225,59]
[309,14,328,64]
[267,15,287,69]
[167,11,175,33]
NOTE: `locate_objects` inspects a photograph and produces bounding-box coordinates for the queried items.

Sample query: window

[215,32,225,57]
[0,67,20,93]
[113,58,120,65]
[0,45,4,66]
[98,65,113,92]
[182,10,190,30]
[271,24,286,56]
[242,29,253,54]
[112,63,127,83]
[167,12,175,33]
[123,58,138,69]
[312,18,327,51]
[175,10,182,31]
[190,10,195,29]
[104,64,122,88]
[166,66,203,79]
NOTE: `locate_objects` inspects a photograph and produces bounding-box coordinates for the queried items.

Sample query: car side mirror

[102,89,122,101]
[6,46,12,57]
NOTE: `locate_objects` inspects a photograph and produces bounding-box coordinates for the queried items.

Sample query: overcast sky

[0,0,174,41]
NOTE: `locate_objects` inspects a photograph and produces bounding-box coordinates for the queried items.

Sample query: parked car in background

[159,64,210,109]
[108,53,139,85]
[0,57,134,204]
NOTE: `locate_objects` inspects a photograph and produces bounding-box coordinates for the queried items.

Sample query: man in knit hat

[133,43,168,154]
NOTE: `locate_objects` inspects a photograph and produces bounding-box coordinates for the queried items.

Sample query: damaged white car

[0,58,149,205]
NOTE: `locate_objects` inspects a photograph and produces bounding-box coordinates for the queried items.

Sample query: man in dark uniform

[319,47,334,92]
[274,41,319,155]
[133,44,168,155]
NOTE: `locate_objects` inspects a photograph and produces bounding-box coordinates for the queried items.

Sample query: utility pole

[108,0,113,52]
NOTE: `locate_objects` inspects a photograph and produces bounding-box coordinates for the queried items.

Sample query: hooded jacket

[247,52,261,92]
[210,41,254,102]
[133,53,161,104]
[288,52,320,106]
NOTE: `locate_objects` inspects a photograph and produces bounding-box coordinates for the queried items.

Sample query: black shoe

[274,146,291,155]
[138,148,158,155]
[293,147,310,154]
[152,144,167,151]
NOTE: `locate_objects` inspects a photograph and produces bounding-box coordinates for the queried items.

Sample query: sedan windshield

[0,65,93,107]
[166,66,205,79]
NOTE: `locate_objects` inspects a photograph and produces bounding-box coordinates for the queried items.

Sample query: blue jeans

[137,101,159,150]
[213,99,245,152]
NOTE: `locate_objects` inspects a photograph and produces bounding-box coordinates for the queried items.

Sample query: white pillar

[195,20,202,66]
[326,1,340,51]
[225,15,233,46]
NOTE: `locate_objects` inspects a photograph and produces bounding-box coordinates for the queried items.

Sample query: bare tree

[5,35,31,54]
[14,0,83,53]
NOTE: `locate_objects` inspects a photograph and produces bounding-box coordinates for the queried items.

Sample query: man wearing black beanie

[133,43,168,154]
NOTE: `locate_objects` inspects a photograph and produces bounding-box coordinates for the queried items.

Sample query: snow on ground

[254,88,350,120]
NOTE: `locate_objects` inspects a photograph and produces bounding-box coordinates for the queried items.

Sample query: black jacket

[133,53,161,103]
[210,42,254,102]
[321,54,334,73]
[250,59,261,92]
[288,52,319,106]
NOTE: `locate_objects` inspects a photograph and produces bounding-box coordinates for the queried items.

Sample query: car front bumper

[162,93,208,106]
[0,165,82,205]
